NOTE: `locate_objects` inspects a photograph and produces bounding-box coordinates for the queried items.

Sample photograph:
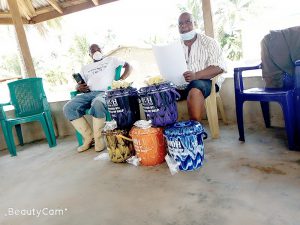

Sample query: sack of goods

[138,76,180,127]
[102,121,134,163]
[129,120,166,166]
[164,120,207,171]
[105,81,140,129]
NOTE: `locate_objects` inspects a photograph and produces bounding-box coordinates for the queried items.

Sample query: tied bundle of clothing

[261,26,300,88]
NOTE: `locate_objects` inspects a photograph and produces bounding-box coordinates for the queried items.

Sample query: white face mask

[92,51,103,61]
[180,30,196,41]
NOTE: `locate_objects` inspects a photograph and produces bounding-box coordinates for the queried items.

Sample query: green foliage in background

[0,54,21,76]
[215,0,256,61]
[45,69,68,86]
[69,35,91,67]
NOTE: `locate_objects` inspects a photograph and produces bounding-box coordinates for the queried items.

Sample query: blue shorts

[176,80,219,100]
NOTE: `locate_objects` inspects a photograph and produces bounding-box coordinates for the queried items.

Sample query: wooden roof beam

[46,0,63,14]
[202,0,214,38]
[23,0,37,16]
[7,0,36,77]
[91,0,99,5]
[0,17,29,24]
[0,12,11,18]
[36,0,90,15]
[17,0,32,20]
[31,0,118,24]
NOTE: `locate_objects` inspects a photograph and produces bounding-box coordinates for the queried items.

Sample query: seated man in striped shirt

[177,12,226,122]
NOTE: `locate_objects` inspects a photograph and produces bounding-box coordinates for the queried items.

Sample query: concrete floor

[0,124,300,225]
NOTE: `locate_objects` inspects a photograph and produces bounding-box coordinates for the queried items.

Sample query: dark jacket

[261,26,300,88]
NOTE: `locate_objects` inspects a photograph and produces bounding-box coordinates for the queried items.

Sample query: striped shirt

[182,33,226,87]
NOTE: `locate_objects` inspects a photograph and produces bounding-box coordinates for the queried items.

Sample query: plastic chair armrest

[0,102,11,107]
[234,64,261,73]
[70,90,80,98]
[0,102,11,120]
[295,60,300,89]
[233,64,261,92]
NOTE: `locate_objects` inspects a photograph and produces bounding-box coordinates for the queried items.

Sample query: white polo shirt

[81,56,125,91]
[182,33,226,87]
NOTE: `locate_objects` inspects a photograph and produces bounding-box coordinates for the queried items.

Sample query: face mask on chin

[92,51,103,61]
[180,30,196,41]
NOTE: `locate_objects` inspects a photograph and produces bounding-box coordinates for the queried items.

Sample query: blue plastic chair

[233,62,299,150]
[295,60,300,147]
[69,66,122,146]
[0,78,57,156]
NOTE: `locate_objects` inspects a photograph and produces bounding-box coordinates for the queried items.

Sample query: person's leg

[63,92,101,121]
[187,88,205,122]
[90,93,107,152]
[186,80,212,122]
[89,93,107,119]
[63,92,100,152]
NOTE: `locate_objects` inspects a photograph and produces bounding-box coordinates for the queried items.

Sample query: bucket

[129,121,166,166]
[105,87,140,129]
[164,121,207,171]
[138,82,180,127]
[102,129,134,163]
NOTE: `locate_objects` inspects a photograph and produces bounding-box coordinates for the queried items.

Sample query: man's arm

[75,69,90,93]
[183,66,223,82]
[120,62,131,80]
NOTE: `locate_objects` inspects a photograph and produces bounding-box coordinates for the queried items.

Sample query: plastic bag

[94,153,110,161]
[165,154,180,175]
[126,155,141,166]
[103,120,118,131]
[133,120,152,129]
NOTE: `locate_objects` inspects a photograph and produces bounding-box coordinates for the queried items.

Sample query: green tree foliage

[0,54,21,76]
[69,35,91,67]
[218,29,242,60]
[45,69,68,86]
[215,0,256,61]
[29,18,62,39]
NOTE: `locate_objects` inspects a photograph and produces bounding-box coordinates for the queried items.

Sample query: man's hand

[183,71,196,82]
[76,81,90,93]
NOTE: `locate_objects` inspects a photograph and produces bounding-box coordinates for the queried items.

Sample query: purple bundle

[138,82,180,127]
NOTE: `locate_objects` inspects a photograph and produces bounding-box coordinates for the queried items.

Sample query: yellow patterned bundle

[111,80,131,89]
[103,130,134,163]
[145,76,165,86]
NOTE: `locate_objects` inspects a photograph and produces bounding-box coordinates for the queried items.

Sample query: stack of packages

[102,77,208,174]
[102,80,139,163]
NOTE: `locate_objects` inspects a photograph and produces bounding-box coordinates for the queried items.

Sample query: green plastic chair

[69,66,122,146]
[0,78,57,156]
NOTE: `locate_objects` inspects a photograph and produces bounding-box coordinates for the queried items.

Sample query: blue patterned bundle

[164,121,207,171]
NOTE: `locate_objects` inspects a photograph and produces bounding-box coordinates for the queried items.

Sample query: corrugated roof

[32,0,52,9]
[0,0,118,24]
[0,0,9,12]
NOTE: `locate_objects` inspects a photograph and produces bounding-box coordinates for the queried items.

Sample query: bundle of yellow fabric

[111,80,132,89]
[145,76,165,86]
